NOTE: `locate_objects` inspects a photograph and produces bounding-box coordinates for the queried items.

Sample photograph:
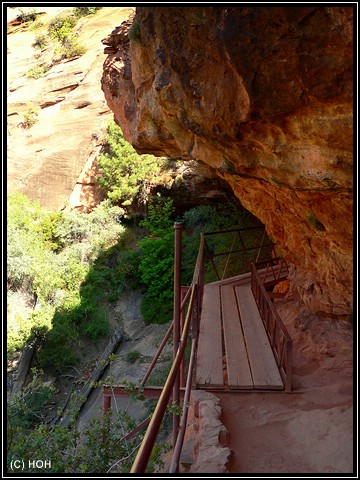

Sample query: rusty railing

[130,223,204,473]
[251,260,292,392]
[202,225,275,281]
[105,223,281,472]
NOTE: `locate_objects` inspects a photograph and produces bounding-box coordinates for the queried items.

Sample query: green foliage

[126,350,142,364]
[16,7,38,23]
[32,33,48,50]
[8,385,53,430]
[56,39,87,59]
[306,209,325,231]
[48,12,77,42]
[73,7,102,17]
[7,194,125,364]
[26,65,49,79]
[22,103,40,128]
[8,383,167,473]
[97,121,167,207]
[48,11,87,60]
[139,232,175,324]
[128,21,141,44]
[137,198,176,323]
[140,197,175,236]
[137,199,262,323]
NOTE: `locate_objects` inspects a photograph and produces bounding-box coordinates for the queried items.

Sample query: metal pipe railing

[130,286,196,473]
[173,222,183,445]
[128,224,279,472]
[202,226,276,281]
[251,262,292,392]
[140,320,173,387]
[169,336,197,473]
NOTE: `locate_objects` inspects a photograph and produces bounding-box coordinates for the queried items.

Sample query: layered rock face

[101,7,353,319]
[7,7,135,211]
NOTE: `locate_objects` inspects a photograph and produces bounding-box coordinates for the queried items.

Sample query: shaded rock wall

[101,6,353,319]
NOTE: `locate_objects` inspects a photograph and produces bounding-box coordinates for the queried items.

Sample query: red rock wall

[101,7,353,319]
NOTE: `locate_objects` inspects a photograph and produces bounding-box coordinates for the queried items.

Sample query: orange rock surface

[101,7,353,319]
[7,7,135,212]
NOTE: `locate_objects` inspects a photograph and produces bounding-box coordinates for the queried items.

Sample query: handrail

[169,336,197,473]
[130,285,197,473]
[251,263,292,392]
[202,226,276,281]
[128,224,279,472]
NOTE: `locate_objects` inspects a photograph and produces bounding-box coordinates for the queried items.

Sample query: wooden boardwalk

[195,272,285,391]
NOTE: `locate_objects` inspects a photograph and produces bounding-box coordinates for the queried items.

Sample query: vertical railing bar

[251,262,292,392]
[140,320,174,387]
[130,287,195,473]
[204,237,221,280]
[180,287,187,388]
[173,222,182,452]
[221,232,237,280]
[237,229,250,271]
[255,228,267,263]
[169,336,197,473]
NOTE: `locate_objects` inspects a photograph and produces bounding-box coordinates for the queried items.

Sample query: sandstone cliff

[7,7,135,211]
[101,7,353,319]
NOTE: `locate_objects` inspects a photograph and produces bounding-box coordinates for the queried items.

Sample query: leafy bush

[48,11,87,60]
[48,12,77,42]
[16,7,38,23]
[7,407,166,473]
[140,197,175,236]
[73,7,102,17]
[137,199,263,323]
[126,350,141,363]
[128,21,141,44]
[32,33,49,50]
[21,103,40,128]
[57,39,87,59]
[26,65,49,79]
[7,194,125,363]
[96,121,167,207]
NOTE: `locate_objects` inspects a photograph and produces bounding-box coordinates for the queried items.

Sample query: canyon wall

[101,7,353,319]
[7,7,135,211]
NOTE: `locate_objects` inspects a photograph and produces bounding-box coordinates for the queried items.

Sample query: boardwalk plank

[236,286,283,390]
[196,284,223,388]
[221,285,253,389]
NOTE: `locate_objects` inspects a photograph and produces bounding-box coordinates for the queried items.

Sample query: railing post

[180,287,187,389]
[173,222,183,458]
[102,388,111,415]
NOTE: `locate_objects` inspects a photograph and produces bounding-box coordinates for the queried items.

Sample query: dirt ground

[215,297,353,474]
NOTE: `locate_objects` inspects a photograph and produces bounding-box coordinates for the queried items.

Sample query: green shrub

[7,407,166,473]
[7,195,125,362]
[73,7,102,17]
[58,38,87,59]
[126,350,141,363]
[32,33,48,50]
[96,121,167,207]
[26,65,49,79]
[48,12,77,42]
[306,209,325,231]
[16,7,38,23]
[29,19,44,31]
[22,103,40,128]
[140,198,175,236]
[128,21,141,44]
[8,385,53,429]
